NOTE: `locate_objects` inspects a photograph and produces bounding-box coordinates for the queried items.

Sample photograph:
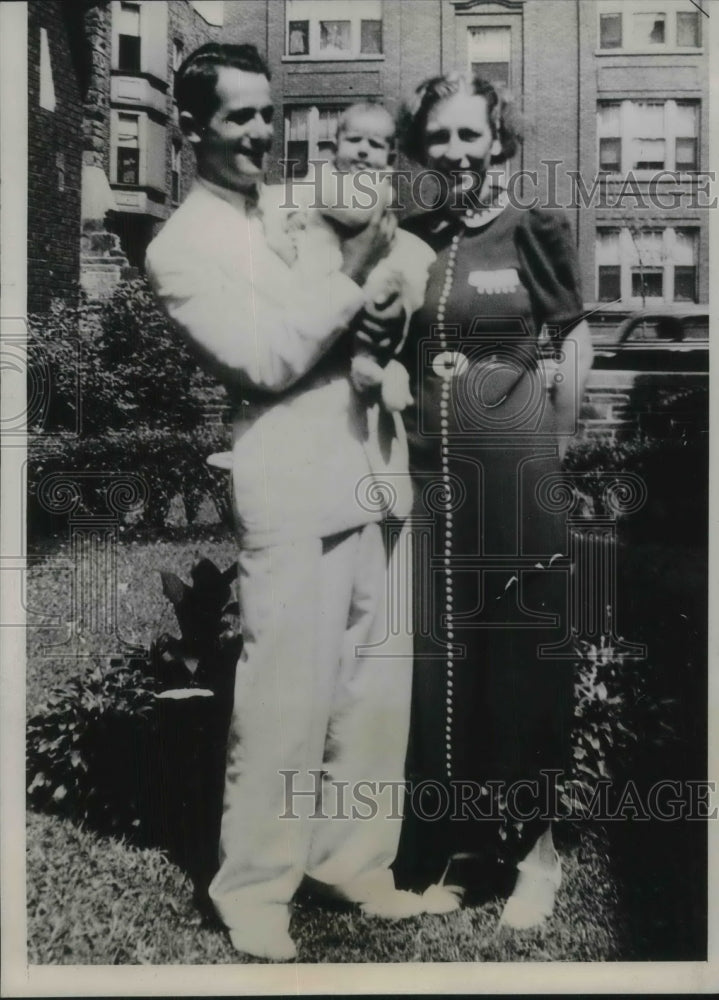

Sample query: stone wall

[80,1,135,299]
[82,2,111,176]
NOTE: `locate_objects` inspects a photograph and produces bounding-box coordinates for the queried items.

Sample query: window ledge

[597,172,702,181]
[111,69,168,91]
[595,48,704,56]
[281,55,385,63]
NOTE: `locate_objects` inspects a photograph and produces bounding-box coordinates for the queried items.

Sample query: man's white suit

[146,178,413,937]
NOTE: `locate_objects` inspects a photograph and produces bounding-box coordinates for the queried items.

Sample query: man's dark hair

[175,43,270,125]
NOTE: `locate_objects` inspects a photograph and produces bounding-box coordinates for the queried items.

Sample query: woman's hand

[550,320,594,461]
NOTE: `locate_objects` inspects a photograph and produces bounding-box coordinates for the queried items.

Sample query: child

[209,105,434,503]
[265,103,435,412]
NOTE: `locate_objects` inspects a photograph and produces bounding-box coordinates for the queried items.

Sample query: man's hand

[355,290,405,355]
[340,211,397,287]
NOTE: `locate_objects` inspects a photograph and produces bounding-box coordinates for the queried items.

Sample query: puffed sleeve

[515,208,585,341]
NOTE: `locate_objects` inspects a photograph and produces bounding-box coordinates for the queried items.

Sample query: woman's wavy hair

[399,72,522,166]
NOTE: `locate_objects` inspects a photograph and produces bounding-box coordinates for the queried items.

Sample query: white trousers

[209,521,413,930]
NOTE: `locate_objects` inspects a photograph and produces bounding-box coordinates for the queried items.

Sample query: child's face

[334,111,395,172]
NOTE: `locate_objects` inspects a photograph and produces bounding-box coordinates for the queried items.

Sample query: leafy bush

[28,280,234,539]
[27,558,241,882]
[28,280,225,436]
[564,430,708,543]
[565,634,677,816]
[28,426,234,541]
[26,656,159,831]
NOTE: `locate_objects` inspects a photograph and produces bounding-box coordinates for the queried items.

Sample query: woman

[394,73,593,929]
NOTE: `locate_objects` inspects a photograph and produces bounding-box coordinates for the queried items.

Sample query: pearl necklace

[435,230,461,780]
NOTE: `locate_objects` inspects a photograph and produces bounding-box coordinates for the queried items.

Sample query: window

[285,1,382,59]
[172,39,184,73]
[631,267,663,299]
[117,113,140,184]
[631,11,666,46]
[674,102,698,172]
[595,227,698,303]
[596,229,622,301]
[56,152,65,192]
[598,3,702,51]
[118,2,141,73]
[288,21,309,55]
[171,143,181,203]
[361,19,382,55]
[599,12,622,48]
[320,20,351,55]
[284,105,346,178]
[631,102,665,170]
[597,99,699,174]
[629,229,665,300]
[39,27,56,111]
[673,229,697,301]
[467,26,511,88]
[597,102,621,172]
[677,9,701,46]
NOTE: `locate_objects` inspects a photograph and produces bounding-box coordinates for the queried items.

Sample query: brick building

[28,0,709,315]
[258,0,709,317]
[28,1,86,312]
[27,0,250,304]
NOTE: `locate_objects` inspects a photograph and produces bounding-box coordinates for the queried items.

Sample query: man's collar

[196,175,263,213]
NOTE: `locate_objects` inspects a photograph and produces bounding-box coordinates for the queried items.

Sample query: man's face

[195,66,273,191]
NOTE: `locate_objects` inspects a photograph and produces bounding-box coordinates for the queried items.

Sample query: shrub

[565,634,677,814]
[28,426,234,541]
[26,557,241,882]
[564,430,708,543]
[26,656,159,832]
[28,280,225,436]
[28,280,235,539]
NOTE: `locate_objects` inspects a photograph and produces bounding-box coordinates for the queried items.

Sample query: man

[146,43,415,961]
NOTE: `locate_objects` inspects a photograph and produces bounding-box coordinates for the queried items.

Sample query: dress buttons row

[437,231,462,780]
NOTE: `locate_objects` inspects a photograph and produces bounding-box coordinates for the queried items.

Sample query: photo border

[2,1,718,994]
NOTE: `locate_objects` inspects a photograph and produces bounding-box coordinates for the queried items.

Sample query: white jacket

[146,179,410,548]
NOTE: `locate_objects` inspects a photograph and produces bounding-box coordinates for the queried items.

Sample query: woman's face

[422,92,500,198]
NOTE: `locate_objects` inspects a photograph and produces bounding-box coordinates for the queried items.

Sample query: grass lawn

[24,526,707,964]
[26,810,623,964]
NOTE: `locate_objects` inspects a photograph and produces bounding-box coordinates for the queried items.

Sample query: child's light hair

[336,102,397,148]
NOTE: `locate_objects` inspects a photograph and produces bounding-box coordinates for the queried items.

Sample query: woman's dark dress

[395,204,585,888]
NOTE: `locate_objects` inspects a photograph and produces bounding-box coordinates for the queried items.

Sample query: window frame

[39,26,57,112]
[284,0,384,61]
[117,0,142,73]
[466,24,512,89]
[596,98,699,177]
[283,103,349,179]
[595,225,699,305]
[596,2,703,53]
[113,110,143,187]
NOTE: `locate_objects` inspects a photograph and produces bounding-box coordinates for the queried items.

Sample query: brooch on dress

[468,268,520,295]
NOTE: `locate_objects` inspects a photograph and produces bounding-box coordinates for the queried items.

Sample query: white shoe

[499,851,562,930]
[360,889,426,920]
[228,906,297,961]
[421,882,464,914]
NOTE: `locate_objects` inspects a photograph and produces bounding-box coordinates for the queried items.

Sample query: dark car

[592,307,709,373]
